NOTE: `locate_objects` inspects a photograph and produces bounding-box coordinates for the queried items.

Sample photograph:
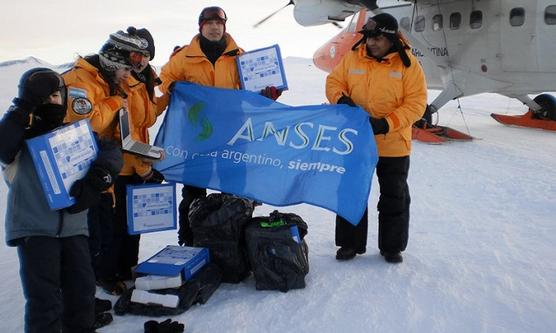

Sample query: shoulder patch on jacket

[72,97,93,115]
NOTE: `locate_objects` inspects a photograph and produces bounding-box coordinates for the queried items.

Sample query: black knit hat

[98,44,132,72]
[353,13,411,68]
[107,29,149,52]
[17,68,65,104]
[98,29,149,72]
[135,28,155,60]
[360,13,398,38]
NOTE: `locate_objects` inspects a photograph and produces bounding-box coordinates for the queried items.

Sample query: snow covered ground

[1,57,555,333]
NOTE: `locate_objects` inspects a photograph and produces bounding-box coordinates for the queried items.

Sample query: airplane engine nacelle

[293,0,361,26]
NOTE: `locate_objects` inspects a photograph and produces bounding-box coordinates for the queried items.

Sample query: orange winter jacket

[118,68,168,177]
[159,33,243,93]
[326,44,427,157]
[63,57,127,140]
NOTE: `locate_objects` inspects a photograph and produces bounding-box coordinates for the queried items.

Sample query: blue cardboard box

[127,183,177,235]
[236,44,288,92]
[25,119,98,210]
[135,246,210,280]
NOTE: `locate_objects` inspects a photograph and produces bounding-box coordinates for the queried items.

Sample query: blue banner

[154,82,378,225]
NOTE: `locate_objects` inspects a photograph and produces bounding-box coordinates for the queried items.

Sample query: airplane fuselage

[312,0,556,108]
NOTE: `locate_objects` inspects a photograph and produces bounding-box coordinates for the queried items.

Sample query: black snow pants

[336,156,410,253]
[87,192,115,281]
[17,235,95,333]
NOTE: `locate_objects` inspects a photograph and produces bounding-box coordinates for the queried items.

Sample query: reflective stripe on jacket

[326,44,427,157]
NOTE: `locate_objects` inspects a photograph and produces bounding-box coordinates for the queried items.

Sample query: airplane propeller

[253,0,295,28]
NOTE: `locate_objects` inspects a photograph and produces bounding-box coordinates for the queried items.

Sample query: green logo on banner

[188,102,213,141]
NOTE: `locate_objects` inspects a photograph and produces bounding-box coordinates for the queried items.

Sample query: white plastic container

[135,274,182,291]
[131,289,180,308]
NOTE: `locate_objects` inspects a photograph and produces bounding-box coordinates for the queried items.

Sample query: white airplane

[258,0,556,142]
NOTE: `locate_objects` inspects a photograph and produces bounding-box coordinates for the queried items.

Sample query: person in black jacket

[0,68,123,333]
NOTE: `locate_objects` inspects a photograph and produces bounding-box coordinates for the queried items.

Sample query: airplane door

[537,0,556,71]
[500,0,540,72]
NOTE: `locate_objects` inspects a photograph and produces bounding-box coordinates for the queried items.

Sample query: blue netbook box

[135,246,210,280]
[25,119,98,210]
[127,183,177,235]
[236,44,288,93]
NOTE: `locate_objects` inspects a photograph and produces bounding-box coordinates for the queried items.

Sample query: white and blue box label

[127,183,177,235]
[25,119,98,210]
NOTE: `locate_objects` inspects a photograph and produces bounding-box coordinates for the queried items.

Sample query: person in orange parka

[107,27,169,295]
[62,29,151,295]
[160,6,282,247]
[326,13,427,263]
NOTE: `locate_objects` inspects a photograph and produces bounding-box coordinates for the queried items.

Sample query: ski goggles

[199,6,227,24]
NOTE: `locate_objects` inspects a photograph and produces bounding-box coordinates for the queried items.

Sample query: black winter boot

[380,251,403,263]
[92,312,113,330]
[94,297,112,314]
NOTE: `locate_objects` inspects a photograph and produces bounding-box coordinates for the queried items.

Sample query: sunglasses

[200,6,227,22]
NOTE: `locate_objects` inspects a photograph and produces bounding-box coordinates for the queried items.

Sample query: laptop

[119,108,163,160]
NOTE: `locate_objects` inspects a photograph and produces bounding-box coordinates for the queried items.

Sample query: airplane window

[415,15,425,32]
[510,8,525,26]
[546,5,556,25]
[470,10,483,29]
[400,17,410,31]
[450,13,461,30]
[433,14,443,31]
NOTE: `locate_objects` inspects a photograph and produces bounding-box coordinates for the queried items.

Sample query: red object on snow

[490,110,556,131]
[412,126,473,144]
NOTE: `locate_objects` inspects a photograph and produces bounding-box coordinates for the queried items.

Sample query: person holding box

[0,68,122,332]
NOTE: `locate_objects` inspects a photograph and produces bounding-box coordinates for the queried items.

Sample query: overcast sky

[0,0,347,66]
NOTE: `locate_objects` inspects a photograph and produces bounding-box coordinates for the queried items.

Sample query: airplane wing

[294,0,413,26]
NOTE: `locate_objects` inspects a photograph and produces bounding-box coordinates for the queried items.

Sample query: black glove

[337,95,356,107]
[13,68,64,110]
[67,166,114,214]
[260,86,282,100]
[370,117,389,135]
[142,168,165,184]
[144,319,185,333]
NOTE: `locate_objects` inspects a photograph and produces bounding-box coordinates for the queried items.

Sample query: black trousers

[17,236,95,333]
[87,192,115,281]
[177,185,207,246]
[336,156,410,253]
[95,175,142,282]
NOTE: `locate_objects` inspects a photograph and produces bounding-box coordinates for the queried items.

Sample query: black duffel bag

[245,210,309,292]
[188,193,255,283]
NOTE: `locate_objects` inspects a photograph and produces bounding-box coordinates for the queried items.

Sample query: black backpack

[188,193,255,283]
[245,210,309,292]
